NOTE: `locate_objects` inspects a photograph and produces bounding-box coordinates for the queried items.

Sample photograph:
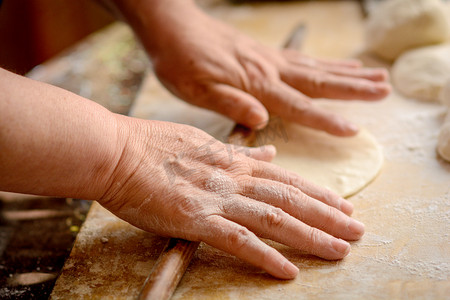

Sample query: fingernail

[340,199,354,215]
[281,260,299,278]
[348,219,365,237]
[331,239,350,255]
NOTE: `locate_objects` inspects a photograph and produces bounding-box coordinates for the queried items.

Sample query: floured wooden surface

[165,92,450,299]
[50,202,167,299]
[51,1,450,299]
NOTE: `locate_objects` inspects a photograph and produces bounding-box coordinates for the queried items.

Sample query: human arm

[0,67,364,279]
[98,0,391,135]
[0,67,121,198]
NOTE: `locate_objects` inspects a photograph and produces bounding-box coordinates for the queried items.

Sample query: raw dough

[256,122,383,197]
[392,44,450,102]
[438,82,450,161]
[438,111,450,162]
[366,0,449,61]
[439,78,450,106]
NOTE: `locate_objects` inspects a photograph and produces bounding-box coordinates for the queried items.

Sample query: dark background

[0,1,113,298]
[0,0,113,74]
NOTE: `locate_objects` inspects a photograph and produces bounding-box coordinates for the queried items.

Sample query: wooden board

[51,1,450,299]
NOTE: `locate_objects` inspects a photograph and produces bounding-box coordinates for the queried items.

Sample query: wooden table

[51,1,450,299]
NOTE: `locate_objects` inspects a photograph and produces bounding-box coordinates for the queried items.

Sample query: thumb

[207,84,269,130]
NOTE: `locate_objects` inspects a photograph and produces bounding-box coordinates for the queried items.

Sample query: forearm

[0,68,123,200]
[96,0,204,59]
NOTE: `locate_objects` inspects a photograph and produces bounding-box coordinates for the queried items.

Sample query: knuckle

[265,207,287,228]
[306,227,322,253]
[293,193,310,220]
[326,206,339,224]
[244,58,275,83]
[226,227,252,252]
[238,176,255,195]
[284,97,312,120]
[278,184,297,207]
[318,206,339,229]
[283,185,297,204]
[285,186,308,217]
[293,96,313,114]
[311,73,325,88]
[287,172,306,187]
[227,157,252,176]
[217,198,229,215]
[345,82,361,94]
[173,194,202,218]
[309,72,328,95]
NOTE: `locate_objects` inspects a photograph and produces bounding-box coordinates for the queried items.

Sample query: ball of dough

[438,112,450,162]
[366,0,450,62]
[439,78,450,106]
[392,44,450,102]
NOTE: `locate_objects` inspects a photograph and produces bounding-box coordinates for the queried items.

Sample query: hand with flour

[103,0,391,136]
[1,68,364,279]
[100,119,364,280]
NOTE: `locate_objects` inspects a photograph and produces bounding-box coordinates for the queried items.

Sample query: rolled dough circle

[439,78,450,106]
[365,0,449,61]
[392,44,450,102]
[256,123,383,197]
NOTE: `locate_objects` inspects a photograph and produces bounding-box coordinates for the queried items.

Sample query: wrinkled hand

[144,2,390,135]
[99,117,364,279]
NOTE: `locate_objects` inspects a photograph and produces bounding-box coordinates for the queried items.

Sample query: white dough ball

[438,112,450,162]
[439,78,450,107]
[366,0,450,61]
[392,44,450,102]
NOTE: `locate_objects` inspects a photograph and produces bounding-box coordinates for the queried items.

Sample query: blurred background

[0,0,114,74]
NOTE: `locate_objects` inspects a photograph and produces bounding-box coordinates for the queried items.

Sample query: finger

[314,66,388,82]
[229,144,276,162]
[206,84,269,129]
[202,215,299,279]
[259,82,359,136]
[282,50,363,68]
[283,55,388,81]
[219,196,351,260]
[281,51,389,82]
[238,177,363,240]
[281,67,391,100]
[314,57,363,68]
[250,160,354,216]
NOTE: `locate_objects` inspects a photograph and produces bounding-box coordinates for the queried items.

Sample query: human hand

[99,117,364,279]
[126,0,390,136]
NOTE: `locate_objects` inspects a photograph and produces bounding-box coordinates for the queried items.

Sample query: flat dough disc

[256,123,383,197]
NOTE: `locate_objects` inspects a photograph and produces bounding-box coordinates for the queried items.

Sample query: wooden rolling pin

[137,239,200,300]
[138,24,306,300]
